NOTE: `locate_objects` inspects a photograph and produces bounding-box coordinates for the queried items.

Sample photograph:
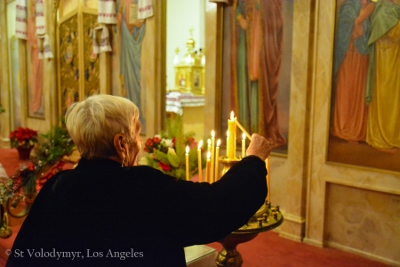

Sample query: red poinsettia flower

[9,127,38,149]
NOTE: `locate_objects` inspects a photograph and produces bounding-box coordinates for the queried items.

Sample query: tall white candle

[214,139,221,182]
[205,151,211,183]
[228,111,237,159]
[185,146,190,181]
[197,140,203,182]
[210,130,215,183]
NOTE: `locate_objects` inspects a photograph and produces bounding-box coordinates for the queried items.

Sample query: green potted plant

[34,119,75,167]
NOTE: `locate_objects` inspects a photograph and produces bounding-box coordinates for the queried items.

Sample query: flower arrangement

[139,116,205,180]
[0,120,75,238]
[5,160,66,199]
[9,127,38,149]
[1,120,75,216]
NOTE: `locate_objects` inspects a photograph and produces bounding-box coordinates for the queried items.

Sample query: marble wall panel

[325,183,400,264]
[305,0,400,264]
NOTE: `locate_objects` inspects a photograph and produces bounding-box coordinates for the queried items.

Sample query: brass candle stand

[215,157,284,267]
[219,157,242,176]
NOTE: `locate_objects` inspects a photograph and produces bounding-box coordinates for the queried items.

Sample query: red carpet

[0,149,392,266]
[208,231,390,267]
[0,149,32,177]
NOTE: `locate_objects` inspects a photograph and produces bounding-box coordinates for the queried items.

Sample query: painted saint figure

[331,0,374,142]
[231,0,286,148]
[27,0,44,114]
[366,0,400,150]
[117,0,147,129]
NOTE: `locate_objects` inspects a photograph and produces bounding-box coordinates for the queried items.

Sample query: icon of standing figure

[332,0,375,143]
[231,0,286,149]
[365,0,400,152]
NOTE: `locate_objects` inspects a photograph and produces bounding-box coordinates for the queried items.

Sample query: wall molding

[324,177,400,196]
[279,231,303,243]
[282,211,306,224]
[303,237,323,248]
[279,210,306,242]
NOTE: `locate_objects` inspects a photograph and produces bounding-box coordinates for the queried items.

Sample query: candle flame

[211,130,215,138]
[186,146,190,154]
[217,139,221,147]
[198,140,203,149]
[207,151,211,159]
[230,111,235,120]
[242,133,246,140]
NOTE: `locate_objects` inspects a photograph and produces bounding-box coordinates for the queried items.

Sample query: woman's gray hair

[65,94,139,159]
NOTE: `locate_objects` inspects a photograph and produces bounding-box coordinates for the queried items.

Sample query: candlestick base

[219,157,242,176]
[216,156,283,266]
[215,202,283,267]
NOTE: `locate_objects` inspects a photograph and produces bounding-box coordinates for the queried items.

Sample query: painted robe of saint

[366,0,400,150]
[331,0,374,142]
[28,1,44,114]
[231,0,285,148]
[118,0,147,129]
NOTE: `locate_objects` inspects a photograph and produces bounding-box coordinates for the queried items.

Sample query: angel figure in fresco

[331,0,374,142]
[365,0,400,151]
[27,0,44,114]
[117,0,147,129]
[231,0,286,148]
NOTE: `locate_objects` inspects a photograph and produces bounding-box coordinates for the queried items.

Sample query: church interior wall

[0,0,399,265]
[300,1,400,265]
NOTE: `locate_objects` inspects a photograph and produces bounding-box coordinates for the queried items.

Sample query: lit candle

[242,133,246,158]
[214,139,221,182]
[226,130,230,158]
[205,151,211,183]
[197,140,203,182]
[266,156,271,203]
[185,146,190,181]
[228,111,237,159]
[210,130,215,183]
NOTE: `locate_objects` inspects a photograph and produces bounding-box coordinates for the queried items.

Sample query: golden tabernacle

[172,29,205,96]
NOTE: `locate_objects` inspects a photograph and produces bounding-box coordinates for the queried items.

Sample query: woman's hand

[246,134,272,161]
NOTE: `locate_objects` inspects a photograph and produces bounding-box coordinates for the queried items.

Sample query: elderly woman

[7,95,271,267]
